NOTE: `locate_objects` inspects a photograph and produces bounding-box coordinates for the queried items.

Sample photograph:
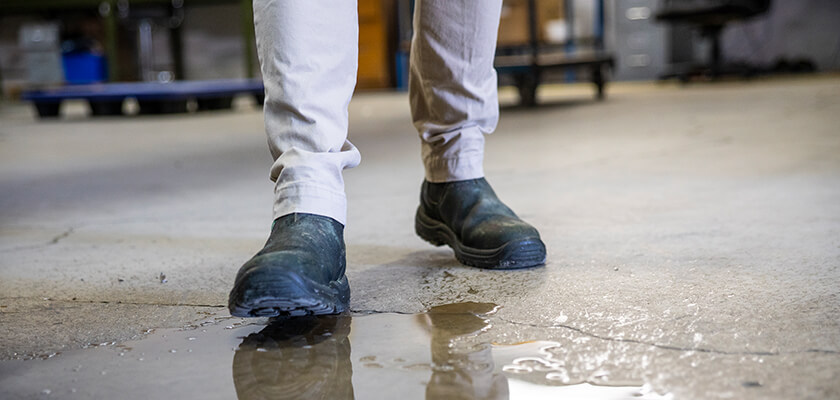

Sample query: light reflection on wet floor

[0,302,670,399]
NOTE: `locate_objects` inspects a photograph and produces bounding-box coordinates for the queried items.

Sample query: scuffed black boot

[228,213,350,318]
[415,178,546,269]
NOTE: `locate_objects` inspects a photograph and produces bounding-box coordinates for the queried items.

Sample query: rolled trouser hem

[423,155,485,183]
[273,185,348,226]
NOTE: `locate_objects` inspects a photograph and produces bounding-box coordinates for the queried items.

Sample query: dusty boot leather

[228,213,349,317]
[415,178,546,269]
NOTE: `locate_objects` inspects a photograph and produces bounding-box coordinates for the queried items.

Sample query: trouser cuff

[423,154,485,183]
[273,184,348,225]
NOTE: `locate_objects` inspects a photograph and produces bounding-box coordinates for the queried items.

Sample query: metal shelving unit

[494,0,614,106]
[394,0,614,106]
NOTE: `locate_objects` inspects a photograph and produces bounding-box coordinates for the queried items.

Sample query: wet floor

[3,79,840,399]
[0,302,669,399]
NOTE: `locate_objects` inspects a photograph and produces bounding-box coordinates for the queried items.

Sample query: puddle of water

[0,302,670,399]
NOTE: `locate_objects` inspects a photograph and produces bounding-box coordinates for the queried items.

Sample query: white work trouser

[254,0,502,225]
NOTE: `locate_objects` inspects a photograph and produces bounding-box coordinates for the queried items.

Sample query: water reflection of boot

[422,302,509,400]
[232,315,354,400]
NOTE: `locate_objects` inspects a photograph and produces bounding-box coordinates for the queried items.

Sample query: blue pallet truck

[22,79,265,118]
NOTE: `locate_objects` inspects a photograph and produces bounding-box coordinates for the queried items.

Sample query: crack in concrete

[0,297,225,309]
[75,299,227,308]
[6,299,837,358]
[47,227,74,245]
[350,308,416,315]
[497,316,840,357]
[346,309,839,356]
[1,227,76,254]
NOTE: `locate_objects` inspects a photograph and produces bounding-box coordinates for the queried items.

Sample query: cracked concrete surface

[1,77,839,399]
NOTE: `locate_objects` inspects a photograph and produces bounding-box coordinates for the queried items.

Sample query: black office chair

[656,0,771,81]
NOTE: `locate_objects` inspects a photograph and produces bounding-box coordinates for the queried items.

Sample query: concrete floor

[0,76,839,399]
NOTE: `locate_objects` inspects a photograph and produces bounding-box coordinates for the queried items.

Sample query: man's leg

[410,0,546,269]
[229,0,360,317]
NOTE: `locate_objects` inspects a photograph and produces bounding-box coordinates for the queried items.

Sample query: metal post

[564,0,575,50]
[169,0,185,80]
[564,0,576,81]
[595,0,605,50]
[138,19,154,81]
[527,0,539,63]
[101,0,119,81]
[240,0,256,79]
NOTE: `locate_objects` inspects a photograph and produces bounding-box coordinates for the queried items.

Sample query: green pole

[240,0,256,78]
[102,0,119,81]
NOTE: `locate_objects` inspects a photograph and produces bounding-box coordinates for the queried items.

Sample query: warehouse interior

[1,1,839,399]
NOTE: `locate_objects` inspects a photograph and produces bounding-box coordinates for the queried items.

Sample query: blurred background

[1,0,838,106]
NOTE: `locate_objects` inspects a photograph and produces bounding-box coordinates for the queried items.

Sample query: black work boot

[228,213,349,318]
[415,178,546,269]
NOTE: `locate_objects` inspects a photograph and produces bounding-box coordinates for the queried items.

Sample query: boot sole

[415,207,546,269]
[228,267,349,318]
